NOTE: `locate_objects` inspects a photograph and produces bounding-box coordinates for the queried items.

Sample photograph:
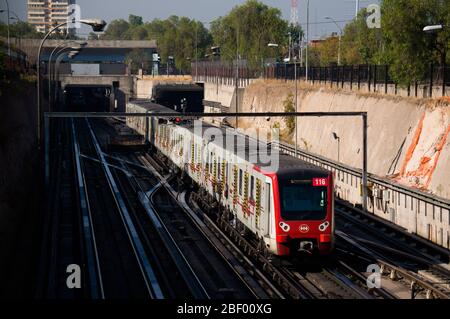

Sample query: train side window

[266,183,271,214]
[217,157,221,179]
[239,169,243,196]
[250,175,255,200]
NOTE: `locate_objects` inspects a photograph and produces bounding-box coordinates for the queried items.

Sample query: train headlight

[319,221,330,232]
[279,221,290,232]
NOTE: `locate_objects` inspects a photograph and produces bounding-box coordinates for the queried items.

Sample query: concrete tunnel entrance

[64,85,113,112]
[153,83,204,113]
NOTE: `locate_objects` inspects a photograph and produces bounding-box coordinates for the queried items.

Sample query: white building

[27,0,76,34]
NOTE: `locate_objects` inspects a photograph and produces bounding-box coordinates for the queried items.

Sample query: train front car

[272,166,334,257]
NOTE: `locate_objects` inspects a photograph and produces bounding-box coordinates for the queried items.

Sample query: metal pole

[362,113,368,213]
[305,0,309,82]
[337,137,340,162]
[48,41,77,112]
[195,25,198,80]
[295,57,298,157]
[338,33,342,66]
[235,25,239,131]
[37,21,71,148]
[5,0,10,58]
[288,31,292,62]
[44,116,50,190]
[356,0,360,18]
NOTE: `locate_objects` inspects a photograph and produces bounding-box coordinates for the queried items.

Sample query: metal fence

[269,63,450,98]
[192,60,450,98]
[192,61,260,86]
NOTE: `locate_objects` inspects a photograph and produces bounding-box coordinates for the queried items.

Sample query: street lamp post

[235,25,239,131]
[423,24,449,97]
[305,0,310,82]
[4,0,10,58]
[48,41,87,111]
[325,17,343,66]
[37,19,106,147]
[332,132,340,162]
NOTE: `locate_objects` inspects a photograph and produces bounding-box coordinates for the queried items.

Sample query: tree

[129,14,143,27]
[340,9,383,65]
[381,0,450,85]
[282,93,295,135]
[125,49,151,73]
[314,36,340,66]
[210,0,290,71]
[101,19,130,40]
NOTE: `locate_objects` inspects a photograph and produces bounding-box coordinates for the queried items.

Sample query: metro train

[126,99,335,256]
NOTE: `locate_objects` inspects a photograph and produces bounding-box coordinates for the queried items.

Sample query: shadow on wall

[0,78,40,297]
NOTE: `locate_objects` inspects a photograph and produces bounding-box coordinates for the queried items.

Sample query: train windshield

[279,181,327,221]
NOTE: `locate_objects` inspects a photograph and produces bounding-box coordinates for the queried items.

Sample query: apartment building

[27,0,76,34]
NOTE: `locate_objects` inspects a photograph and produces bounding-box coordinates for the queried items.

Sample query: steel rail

[179,191,284,299]
[85,119,163,299]
[337,231,450,299]
[137,153,314,299]
[71,119,105,299]
[121,159,210,300]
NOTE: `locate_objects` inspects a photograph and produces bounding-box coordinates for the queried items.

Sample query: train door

[265,182,272,238]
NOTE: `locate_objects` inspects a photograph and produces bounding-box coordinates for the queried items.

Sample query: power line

[298,19,353,27]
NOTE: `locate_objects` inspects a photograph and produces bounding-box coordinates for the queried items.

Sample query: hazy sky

[1,0,380,38]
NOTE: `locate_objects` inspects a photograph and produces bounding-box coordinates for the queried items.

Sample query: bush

[282,92,295,135]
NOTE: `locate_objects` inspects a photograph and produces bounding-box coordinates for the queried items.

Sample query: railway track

[82,117,450,300]
[135,150,381,299]
[92,119,260,299]
[335,203,450,299]
[275,138,450,299]
[72,118,163,299]
[125,152,273,299]
[36,118,85,298]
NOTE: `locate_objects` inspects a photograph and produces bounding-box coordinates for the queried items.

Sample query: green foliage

[314,36,340,66]
[129,14,143,26]
[282,93,295,134]
[101,15,212,72]
[381,0,450,85]
[0,21,43,39]
[288,24,303,46]
[125,49,151,73]
[210,0,290,71]
[101,19,131,40]
[340,9,384,65]
[335,1,450,85]
[0,48,5,96]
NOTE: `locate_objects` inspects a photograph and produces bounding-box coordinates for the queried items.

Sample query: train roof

[126,100,330,177]
[179,121,330,177]
[128,99,178,114]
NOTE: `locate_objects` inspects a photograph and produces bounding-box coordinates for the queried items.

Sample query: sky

[1,0,380,39]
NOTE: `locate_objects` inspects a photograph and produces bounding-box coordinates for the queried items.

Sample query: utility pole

[294,54,298,156]
[305,0,310,82]
[195,24,198,79]
[235,25,239,131]
[5,0,10,58]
